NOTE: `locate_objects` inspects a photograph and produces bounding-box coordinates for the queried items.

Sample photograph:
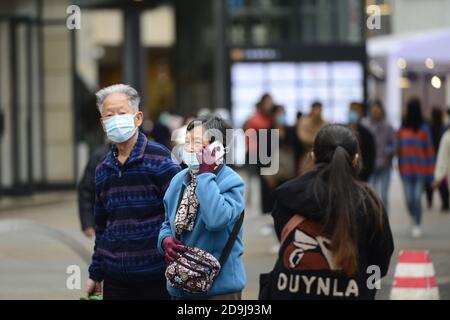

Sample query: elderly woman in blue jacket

[158,115,246,300]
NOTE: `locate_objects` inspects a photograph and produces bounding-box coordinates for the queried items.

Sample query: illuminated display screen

[231,61,364,128]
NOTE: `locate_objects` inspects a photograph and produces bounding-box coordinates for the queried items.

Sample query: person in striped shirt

[397,98,435,238]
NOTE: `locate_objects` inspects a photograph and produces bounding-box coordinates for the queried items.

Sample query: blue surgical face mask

[348,111,360,125]
[103,114,137,143]
[182,149,200,173]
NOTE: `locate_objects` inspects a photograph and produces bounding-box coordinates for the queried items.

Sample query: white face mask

[102,114,137,143]
[181,149,200,173]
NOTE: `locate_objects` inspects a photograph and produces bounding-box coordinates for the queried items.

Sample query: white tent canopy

[368,27,450,63]
[367,28,450,129]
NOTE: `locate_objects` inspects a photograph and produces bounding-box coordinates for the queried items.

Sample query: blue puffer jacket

[158,165,246,298]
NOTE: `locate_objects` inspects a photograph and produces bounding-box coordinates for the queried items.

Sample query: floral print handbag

[165,211,245,293]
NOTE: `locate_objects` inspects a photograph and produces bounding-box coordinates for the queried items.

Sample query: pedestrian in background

[432,124,450,214]
[348,102,376,182]
[362,100,396,213]
[425,107,449,212]
[244,94,274,214]
[270,105,297,185]
[296,102,328,175]
[77,141,111,238]
[149,111,172,149]
[260,105,297,215]
[397,98,435,238]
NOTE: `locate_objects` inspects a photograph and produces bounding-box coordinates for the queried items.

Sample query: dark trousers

[103,275,170,300]
[425,180,449,211]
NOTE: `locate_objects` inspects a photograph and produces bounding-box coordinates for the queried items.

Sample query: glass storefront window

[231,61,364,127]
[226,0,364,46]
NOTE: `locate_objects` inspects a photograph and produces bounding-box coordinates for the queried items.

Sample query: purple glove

[197,146,217,174]
[162,236,186,263]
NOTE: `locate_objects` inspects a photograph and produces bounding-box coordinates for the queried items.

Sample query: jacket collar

[104,131,147,170]
[182,164,225,186]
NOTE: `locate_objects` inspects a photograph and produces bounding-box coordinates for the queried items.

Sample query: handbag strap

[218,210,245,266]
[280,214,304,246]
[174,184,186,241]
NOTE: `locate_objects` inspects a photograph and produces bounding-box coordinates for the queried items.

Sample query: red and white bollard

[390,250,439,300]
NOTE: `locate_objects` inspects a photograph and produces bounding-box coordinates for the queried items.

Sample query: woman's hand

[162,236,186,263]
[197,146,217,174]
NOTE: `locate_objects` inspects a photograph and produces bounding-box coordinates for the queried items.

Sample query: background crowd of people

[241,93,450,240]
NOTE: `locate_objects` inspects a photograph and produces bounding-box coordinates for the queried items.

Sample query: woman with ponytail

[259,124,394,300]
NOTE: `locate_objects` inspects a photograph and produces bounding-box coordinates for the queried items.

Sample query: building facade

[0,0,75,195]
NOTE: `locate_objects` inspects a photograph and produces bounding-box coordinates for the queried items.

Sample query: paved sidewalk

[0,171,449,299]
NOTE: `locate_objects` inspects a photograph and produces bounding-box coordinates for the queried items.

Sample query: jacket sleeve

[367,207,395,278]
[195,172,245,232]
[156,155,181,255]
[88,181,108,282]
[423,125,436,160]
[434,131,450,182]
[423,126,437,181]
[158,188,176,256]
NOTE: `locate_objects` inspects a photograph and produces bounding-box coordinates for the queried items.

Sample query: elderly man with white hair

[83,84,180,300]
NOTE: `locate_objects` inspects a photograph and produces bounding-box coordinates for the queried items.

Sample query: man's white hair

[95,84,140,115]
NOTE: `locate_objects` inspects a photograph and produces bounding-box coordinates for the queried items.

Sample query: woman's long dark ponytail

[312,125,383,276]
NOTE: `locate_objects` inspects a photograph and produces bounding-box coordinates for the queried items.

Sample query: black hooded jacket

[265,169,394,300]
[77,144,111,231]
